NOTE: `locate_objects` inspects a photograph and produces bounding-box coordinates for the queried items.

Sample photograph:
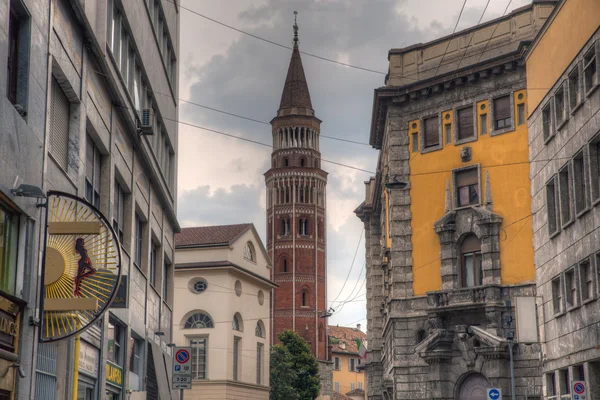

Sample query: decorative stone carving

[460,146,472,162]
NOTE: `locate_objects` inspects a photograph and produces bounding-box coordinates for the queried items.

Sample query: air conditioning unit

[139,108,153,135]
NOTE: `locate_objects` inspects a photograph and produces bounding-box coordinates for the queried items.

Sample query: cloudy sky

[176,0,533,330]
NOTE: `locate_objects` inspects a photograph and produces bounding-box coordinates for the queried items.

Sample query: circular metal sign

[40,191,122,342]
[176,349,190,364]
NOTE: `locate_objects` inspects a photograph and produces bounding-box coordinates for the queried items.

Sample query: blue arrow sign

[488,388,501,400]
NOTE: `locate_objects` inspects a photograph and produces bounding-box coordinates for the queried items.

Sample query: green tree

[278,330,321,400]
[270,344,299,400]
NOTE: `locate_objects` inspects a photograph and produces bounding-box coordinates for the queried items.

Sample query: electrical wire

[328,229,364,305]
[454,0,492,71]
[475,0,514,64]
[431,0,469,79]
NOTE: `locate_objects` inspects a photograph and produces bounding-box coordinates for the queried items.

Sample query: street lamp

[384,178,408,190]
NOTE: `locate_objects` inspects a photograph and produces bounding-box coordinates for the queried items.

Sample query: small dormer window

[244,242,255,262]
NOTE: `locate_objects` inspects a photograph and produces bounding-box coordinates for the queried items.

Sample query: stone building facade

[355,2,556,399]
[526,0,600,397]
[0,0,179,399]
[264,20,332,395]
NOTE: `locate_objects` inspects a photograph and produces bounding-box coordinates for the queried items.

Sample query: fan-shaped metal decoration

[40,191,122,342]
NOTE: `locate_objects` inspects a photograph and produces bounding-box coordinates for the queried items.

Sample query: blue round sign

[574,382,585,394]
[488,389,500,400]
[176,349,190,364]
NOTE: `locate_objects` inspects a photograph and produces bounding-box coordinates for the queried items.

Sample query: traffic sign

[487,388,502,400]
[572,381,586,399]
[172,347,192,390]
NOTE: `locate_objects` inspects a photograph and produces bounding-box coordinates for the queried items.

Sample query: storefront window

[0,203,18,295]
[107,318,123,364]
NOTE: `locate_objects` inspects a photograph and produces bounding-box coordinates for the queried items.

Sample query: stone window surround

[563,265,579,311]
[489,93,515,136]
[578,256,595,306]
[588,133,600,206]
[542,99,555,144]
[434,206,502,290]
[558,161,575,229]
[568,62,584,115]
[452,164,482,210]
[420,114,443,153]
[553,80,569,132]
[583,39,599,97]
[545,174,561,239]
[573,148,591,218]
[453,104,478,145]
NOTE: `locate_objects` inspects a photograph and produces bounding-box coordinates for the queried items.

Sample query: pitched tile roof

[279,46,313,113]
[346,388,366,396]
[333,392,352,400]
[175,224,252,248]
[328,325,367,355]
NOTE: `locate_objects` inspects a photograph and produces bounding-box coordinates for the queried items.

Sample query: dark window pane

[457,107,474,140]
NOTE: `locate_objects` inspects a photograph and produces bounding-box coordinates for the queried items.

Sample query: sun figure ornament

[40,191,122,342]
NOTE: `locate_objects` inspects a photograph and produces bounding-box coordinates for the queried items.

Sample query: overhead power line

[328,229,364,305]
[432,0,469,78]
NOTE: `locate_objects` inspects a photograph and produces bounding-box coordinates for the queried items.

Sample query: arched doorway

[457,373,490,400]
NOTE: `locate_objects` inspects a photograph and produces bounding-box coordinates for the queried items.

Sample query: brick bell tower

[265,14,328,362]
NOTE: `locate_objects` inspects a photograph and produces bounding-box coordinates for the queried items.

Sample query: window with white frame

[349,358,357,372]
[493,95,512,130]
[569,64,582,110]
[552,276,563,315]
[565,267,578,309]
[244,242,255,262]
[190,338,207,379]
[583,43,598,95]
[351,382,355,390]
[542,101,554,142]
[579,258,593,303]
[546,176,560,237]
[573,150,589,215]
[454,167,479,207]
[184,313,214,329]
[334,382,340,392]
[558,163,574,227]
[554,82,567,128]
[334,357,341,371]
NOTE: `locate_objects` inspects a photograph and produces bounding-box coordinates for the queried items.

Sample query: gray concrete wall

[529,29,600,398]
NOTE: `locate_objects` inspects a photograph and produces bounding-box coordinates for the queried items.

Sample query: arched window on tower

[281,218,290,235]
[300,157,306,167]
[284,157,289,167]
[460,234,482,287]
[282,258,288,272]
[298,218,309,236]
[301,289,308,307]
[314,159,318,168]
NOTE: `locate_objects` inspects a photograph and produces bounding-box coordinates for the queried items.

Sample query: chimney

[357,323,361,331]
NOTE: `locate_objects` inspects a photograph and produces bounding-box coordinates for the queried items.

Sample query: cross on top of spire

[293,11,299,47]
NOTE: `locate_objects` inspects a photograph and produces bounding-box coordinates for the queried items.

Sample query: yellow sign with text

[106,361,123,387]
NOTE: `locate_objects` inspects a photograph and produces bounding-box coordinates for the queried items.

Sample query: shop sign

[109,276,128,309]
[0,296,20,351]
[40,191,122,342]
[106,361,123,387]
[79,341,99,376]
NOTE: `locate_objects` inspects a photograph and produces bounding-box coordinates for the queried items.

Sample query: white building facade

[174,224,275,400]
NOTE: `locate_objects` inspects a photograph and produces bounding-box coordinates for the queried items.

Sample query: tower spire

[293,11,299,48]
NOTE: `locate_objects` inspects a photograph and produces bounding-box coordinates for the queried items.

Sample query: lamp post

[505,301,516,400]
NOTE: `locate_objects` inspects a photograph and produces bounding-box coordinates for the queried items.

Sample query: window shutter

[50,77,70,170]
[494,96,511,121]
[424,117,439,147]
[457,107,474,140]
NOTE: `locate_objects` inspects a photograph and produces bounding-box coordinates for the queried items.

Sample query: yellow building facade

[329,325,366,397]
[356,2,556,398]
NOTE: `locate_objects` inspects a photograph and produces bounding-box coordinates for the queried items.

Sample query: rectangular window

[554,83,567,128]
[334,382,340,392]
[569,64,582,110]
[546,176,560,236]
[579,258,593,302]
[457,107,474,140]
[444,123,452,143]
[134,214,143,267]
[583,44,598,95]
[149,242,157,287]
[565,268,578,309]
[493,95,512,129]
[517,103,525,126]
[256,343,263,385]
[542,102,554,142]
[191,338,207,379]
[113,181,124,243]
[7,4,20,104]
[359,382,363,389]
[411,132,418,152]
[547,372,557,397]
[589,137,600,203]
[455,167,479,207]
[50,77,71,170]
[423,116,439,148]
[559,369,570,394]
[85,135,102,209]
[128,335,144,390]
[573,150,589,215]
[233,337,240,381]
[558,164,573,227]
[479,114,487,135]
[351,382,355,390]
[0,204,19,296]
[552,277,563,315]
[162,260,170,299]
[334,357,340,371]
[349,358,356,372]
[107,318,123,365]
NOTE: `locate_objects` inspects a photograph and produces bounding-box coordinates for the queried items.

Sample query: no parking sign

[572,381,586,399]
[172,347,192,390]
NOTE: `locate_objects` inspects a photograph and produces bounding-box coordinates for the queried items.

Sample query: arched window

[416,329,428,344]
[314,160,318,168]
[244,242,255,262]
[232,313,243,331]
[282,258,288,272]
[255,320,265,338]
[301,290,308,307]
[280,218,290,235]
[184,312,214,329]
[283,158,289,167]
[273,158,277,168]
[300,157,306,167]
[461,234,482,287]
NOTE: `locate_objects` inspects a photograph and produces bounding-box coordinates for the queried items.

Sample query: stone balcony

[426,284,505,312]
